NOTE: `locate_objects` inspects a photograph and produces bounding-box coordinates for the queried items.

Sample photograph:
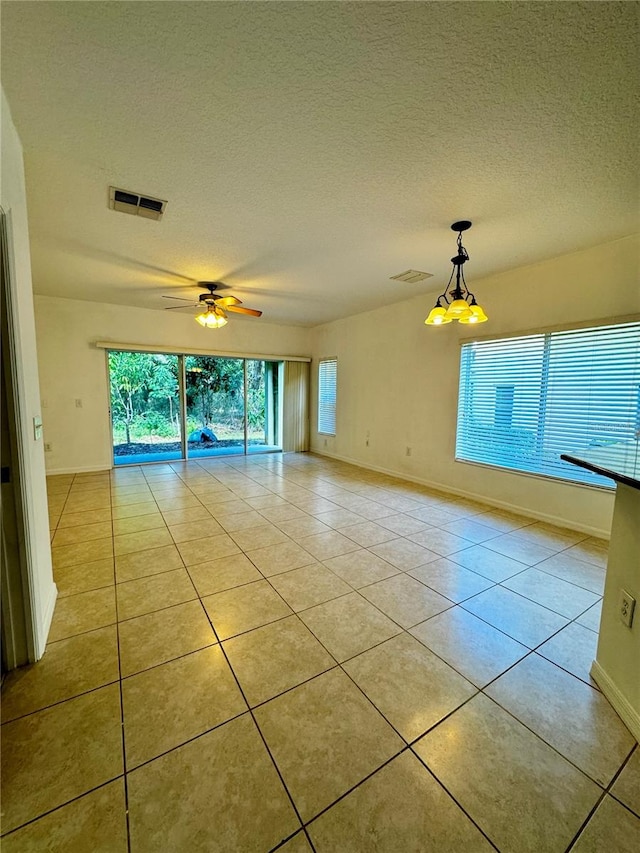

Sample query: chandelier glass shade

[425,221,488,326]
[195,304,228,328]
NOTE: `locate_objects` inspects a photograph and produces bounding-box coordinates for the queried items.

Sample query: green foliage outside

[109,352,267,445]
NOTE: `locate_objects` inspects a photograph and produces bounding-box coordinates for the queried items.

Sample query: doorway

[108,350,283,466]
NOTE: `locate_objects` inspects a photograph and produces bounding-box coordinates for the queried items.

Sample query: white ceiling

[2,1,638,327]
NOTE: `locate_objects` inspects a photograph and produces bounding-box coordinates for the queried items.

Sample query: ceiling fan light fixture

[424,221,488,328]
[195,305,228,328]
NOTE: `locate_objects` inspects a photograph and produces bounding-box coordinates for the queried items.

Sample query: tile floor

[1,453,639,852]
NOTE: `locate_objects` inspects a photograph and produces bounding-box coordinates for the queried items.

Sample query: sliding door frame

[105,348,285,467]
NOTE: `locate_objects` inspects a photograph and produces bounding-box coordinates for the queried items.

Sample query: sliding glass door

[109,351,283,465]
[247,360,282,453]
[185,356,245,458]
[109,351,183,465]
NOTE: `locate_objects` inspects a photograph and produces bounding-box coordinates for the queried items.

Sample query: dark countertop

[561,443,640,491]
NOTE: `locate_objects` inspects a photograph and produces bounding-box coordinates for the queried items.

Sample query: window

[318,358,337,435]
[456,322,640,488]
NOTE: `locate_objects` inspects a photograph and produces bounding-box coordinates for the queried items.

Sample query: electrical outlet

[324,439,328,448]
[44,442,52,452]
[405,446,412,457]
[75,398,83,408]
[619,589,636,628]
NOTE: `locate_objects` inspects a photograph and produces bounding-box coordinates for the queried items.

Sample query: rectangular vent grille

[390,269,434,283]
[109,187,167,221]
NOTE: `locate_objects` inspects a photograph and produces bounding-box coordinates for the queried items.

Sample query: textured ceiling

[2,1,638,326]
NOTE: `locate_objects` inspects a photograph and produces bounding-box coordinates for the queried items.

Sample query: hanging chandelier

[424,221,488,326]
[195,303,228,328]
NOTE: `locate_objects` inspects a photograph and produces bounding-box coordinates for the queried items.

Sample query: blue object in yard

[188,428,218,443]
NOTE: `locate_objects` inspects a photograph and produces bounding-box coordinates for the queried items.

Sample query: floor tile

[127,714,299,852]
[410,606,528,688]
[188,552,263,596]
[112,501,159,520]
[322,549,401,588]
[116,568,197,620]
[223,616,335,706]
[52,521,113,547]
[407,528,474,557]
[202,579,292,640]
[408,557,494,602]
[314,509,366,529]
[486,654,635,786]
[299,592,401,662]
[115,544,183,583]
[512,521,587,550]
[535,552,606,595]
[160,505,213,526]
[297,530,361,561]
[577,600,603,632]
[414,694,601,853]
[502,567,599,618]
[269,563,351,611]
[257,503,309,524]
[472,509,535,533]
[308,751,494,852]
[359,573,451,628]
[344,633,476,741]
[278,517,331,542]
[439,518,502,544]
[462,585,569,648]
[52,538,113,570]
[216,509,270,532]
[1,626,119,722]
[58,507,113,528]
[340,521,398,547]
[564,539,608,569]
[571,795,640,853]
[114,527,173,556]
[482,532,557,565]
[449,543,527,582]
[255,668,403,822]
[611,748,640,817]
[277,832,313,852]
[175,532,242,565]
[537,621,599,686]
[48,586,116,641]
[166,517,225,543]
[245,540,316,577]
[369,538,439,570]
[230,524,289,551]
[118,600,216,676]
[122,646,246,768]
[0,684,123,834]
[112,512,165,536]
[375,513,432,536]
[0,779,128,853]
[112,489,152,506]
[55,557,115,596]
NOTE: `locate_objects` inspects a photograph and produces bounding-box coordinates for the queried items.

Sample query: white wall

[310,235,640,537]
[35,295,310,473]
[1,89,56,658]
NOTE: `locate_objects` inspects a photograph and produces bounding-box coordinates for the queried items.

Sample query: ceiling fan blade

[164,304,198,310]
[226,305,262,317]
[216,296,242,306]
[162,295,197,302]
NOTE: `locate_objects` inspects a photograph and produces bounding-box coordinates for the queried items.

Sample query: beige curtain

[283,361,309,451]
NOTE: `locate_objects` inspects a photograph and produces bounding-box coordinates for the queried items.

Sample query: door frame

[0,208,36,669]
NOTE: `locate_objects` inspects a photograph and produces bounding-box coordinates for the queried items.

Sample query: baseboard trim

[590,660,640,743]
[45,465,112,475]
[310,449,610,540]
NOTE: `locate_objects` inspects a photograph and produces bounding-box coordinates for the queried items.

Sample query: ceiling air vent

[109,187,167,221]
[390,269,433,284]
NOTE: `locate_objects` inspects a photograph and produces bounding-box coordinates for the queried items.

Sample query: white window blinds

[318,358,337,435]
[456,322,640,488]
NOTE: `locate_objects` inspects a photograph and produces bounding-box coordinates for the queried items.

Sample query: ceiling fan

[162,281,262,328]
